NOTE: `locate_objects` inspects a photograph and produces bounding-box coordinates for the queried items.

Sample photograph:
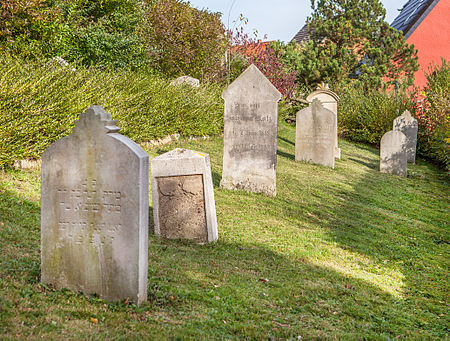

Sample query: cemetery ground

[0,121,448,339]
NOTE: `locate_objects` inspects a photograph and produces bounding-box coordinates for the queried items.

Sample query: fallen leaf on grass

[90,317,98,324]
[273,321,290,328]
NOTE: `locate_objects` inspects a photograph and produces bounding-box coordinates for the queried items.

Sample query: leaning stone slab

[380,130,407,176]
[295,99,336,168]
[151,148,218,244]
[170,76,200,87]
[41,105,149,305]
[393,110,418,163]
[306,84,341,159]
[221,64,282,196]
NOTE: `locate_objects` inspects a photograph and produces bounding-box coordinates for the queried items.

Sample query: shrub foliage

[0,54,223,167]
[415,60,450,172]
[140,0,227,81]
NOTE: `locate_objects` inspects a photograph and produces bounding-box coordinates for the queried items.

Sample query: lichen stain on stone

[157,175,207,243]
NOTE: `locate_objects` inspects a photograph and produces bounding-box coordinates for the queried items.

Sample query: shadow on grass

[144,236,426,338]
[347,157,378,170]
[277,136,295,146]
[0,182,435,338]
[277,149,295,161]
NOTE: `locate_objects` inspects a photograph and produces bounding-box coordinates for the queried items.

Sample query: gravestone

[170,76,200,87]
[41,105,149,305]
[393,110,418,163]
[380,130,407,176]
[306,84,341,159]
[295,99,336,168]
[221,64,282,196]
[151,148,218,243]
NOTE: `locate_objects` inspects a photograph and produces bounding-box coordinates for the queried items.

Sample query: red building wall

[407,0,450,88]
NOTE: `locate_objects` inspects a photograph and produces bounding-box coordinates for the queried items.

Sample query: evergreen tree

[293,0,419,89]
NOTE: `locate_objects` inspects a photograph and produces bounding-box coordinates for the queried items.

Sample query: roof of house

[292,24,309,44]
[391,0,440,39]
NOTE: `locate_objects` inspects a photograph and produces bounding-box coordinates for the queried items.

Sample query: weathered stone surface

[151,148,218,243]
[41,105,149,305]
[221,64,282,196]
[170,76,200,87]
[380,130,407,176]
[393,110,418,163]
[295,100,336,168]
[306,84,341,159]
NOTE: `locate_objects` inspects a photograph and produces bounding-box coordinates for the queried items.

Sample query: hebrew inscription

[41,105,149,305]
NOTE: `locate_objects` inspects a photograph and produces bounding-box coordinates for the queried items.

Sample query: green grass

[1,122,449,339]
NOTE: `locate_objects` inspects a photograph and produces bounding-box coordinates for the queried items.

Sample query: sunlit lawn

[0,122,448,339]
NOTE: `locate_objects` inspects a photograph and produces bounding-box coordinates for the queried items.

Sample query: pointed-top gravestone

[151,148,218,244]
[41,105,149,305]
[306,83,341,159]
[393,110,418,163]
[221,64,282,196]
[380,130,407,176]
[295,99,336,168]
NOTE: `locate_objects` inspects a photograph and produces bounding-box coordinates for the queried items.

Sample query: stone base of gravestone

[41,105,149,305]
[380,130,407,177]
[151,149,218,244]
[393,110,418,164]
[295,100,336,168]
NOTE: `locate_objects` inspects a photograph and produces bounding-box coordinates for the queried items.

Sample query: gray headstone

[295,100,336,168]
[170,76,200,87]
[221,64,282,196]
[380,130,407,176]
[393,110,418,163]
[151,148,218,244]
[306,84,341,159]
[41,105,149,305]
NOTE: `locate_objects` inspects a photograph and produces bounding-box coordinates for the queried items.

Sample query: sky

[187,0,408,42]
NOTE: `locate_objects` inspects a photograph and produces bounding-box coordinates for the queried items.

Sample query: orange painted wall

[407,0,450,88]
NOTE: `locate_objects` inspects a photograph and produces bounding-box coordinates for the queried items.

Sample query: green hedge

[338,85,415,145]
[0,55,224,167]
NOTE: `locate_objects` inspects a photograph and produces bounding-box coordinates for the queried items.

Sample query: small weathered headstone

[221,64,282,196]
[306,84,341,159]
[380,130,407,176]
[393,110,418,163]
[170,76,200,87]
[295,99,336,168]
[41,105,149,305]
[151,148,218,243]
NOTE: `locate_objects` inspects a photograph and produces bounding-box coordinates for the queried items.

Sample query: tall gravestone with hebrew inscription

[295,100,336,168]
[221,64,282,196]
[306,84,341,159]
[380,130,407,177]
[41,105,149,305]
[393,110,418,163]
[151,148,218,244]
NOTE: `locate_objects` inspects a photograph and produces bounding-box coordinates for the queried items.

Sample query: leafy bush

[338,84,415,144]
[415,60,450,172]
[0,54,224,167]
[140,0,227,81]
[228,32,297,99]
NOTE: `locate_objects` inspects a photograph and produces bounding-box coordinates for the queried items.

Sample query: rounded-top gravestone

[380,130,407,177]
